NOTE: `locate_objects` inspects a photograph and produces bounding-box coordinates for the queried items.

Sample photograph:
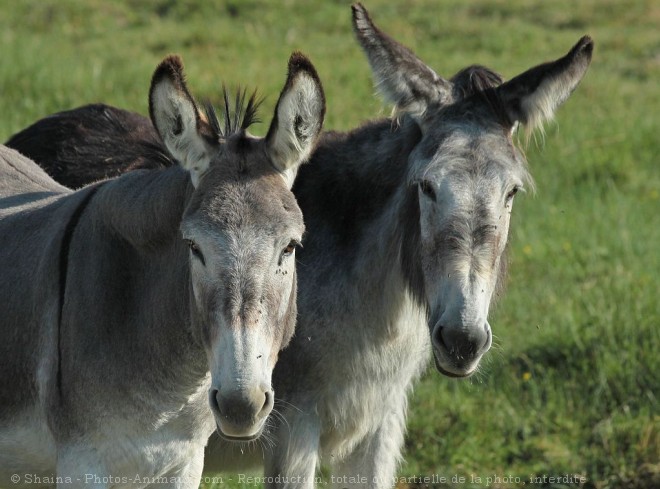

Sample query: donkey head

[353,4,592,377]
[149,53,325,439]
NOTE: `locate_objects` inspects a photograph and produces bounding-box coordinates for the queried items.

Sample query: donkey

[6,5,593,487]
[228,10,591,486]
[0,51,325,489]
[6,102,171,189]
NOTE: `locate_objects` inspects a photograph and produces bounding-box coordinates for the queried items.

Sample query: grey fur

[0,50,325,489]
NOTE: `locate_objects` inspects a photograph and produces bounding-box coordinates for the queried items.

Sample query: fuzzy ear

[265,52,326,189]
[351,3,451,120]
[497,36,594,133]
[149,55,213,187]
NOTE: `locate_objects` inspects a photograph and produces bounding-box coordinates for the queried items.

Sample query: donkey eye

[282,240,299,258]
[186,239,205,264]
[418,180,436,201]
[506,186,519,201]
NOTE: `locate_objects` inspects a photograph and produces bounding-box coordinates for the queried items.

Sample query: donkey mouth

[433,356,475,378]
[216,423,264,442]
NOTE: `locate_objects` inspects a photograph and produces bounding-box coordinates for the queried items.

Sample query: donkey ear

[265,52,326,189]
[351,3,451,121]
[149,55,214,187]
[497,36,594,133]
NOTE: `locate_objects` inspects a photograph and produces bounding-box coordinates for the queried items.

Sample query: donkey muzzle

[208,386,273,440]
[431,320,492,377]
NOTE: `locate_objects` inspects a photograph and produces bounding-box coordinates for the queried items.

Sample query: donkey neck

[89,165,201,349]
[294,116,425,330]
[61,167,210,409]
[94,166,192,250]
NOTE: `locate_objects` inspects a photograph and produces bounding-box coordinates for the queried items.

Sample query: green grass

[1,1,657,488]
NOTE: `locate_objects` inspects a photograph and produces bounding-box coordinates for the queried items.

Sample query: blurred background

[1,1,657,488]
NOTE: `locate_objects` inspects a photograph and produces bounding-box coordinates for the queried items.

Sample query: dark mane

[5,104,172,189]
[450,64,503,96]
[204,87,263,139]
[450,65,512,127]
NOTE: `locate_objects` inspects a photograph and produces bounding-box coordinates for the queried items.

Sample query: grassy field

[1,1,657,488]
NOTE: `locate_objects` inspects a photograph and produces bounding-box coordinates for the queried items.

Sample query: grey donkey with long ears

[207,4,594,487]
[0,52,324,488]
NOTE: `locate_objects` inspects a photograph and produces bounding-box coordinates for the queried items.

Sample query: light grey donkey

[0,51,325,488]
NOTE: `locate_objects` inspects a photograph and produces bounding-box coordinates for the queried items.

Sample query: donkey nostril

[483,326,491,349]
[209,389,221,414]
[261,390,273,414]
[433,325,447,351]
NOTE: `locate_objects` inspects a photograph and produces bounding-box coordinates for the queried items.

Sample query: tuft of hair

[203,87,263,139]
[151,55,186,88]
[449,65,515,131]
[451,65,503,99]
[517,93,552,148]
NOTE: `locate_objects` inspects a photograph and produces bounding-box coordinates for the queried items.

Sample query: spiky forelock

[204,87,263,139]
